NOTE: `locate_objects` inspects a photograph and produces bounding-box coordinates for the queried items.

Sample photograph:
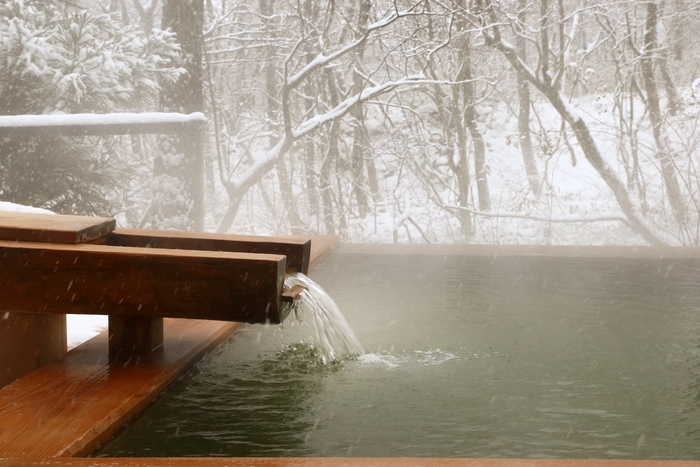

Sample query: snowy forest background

[2,0,700,246]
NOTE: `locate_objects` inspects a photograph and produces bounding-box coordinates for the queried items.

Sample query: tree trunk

[154,0,204,231]
[462,35,490,211]
[516,0,541,196]
[320,68,341,235]
[640,0,685,222]
[450,62,471,235]
[260,0,303,233]
[349,0,372,218]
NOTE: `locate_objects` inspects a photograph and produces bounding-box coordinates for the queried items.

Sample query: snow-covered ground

[66,314,107,349]
[202,87,700,247]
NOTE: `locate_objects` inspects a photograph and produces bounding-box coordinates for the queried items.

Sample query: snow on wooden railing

[0,112,205,136]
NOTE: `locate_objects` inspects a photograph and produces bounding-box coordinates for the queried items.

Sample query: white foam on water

[415,348,458,365]
[357,352,407,368]
[355,347,509,369]
[284,273,364,364]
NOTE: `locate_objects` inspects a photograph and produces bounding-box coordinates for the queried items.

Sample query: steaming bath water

[283,272,364,363]
[95,249,700,459]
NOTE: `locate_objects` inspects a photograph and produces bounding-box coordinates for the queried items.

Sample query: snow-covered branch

[294,75,426,137]
[285,6,418,89]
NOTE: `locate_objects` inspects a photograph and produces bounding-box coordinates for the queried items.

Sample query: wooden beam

[99,228,312,274]
[0,319,242,457]
[0,211,115,244]
[0,240,288,324]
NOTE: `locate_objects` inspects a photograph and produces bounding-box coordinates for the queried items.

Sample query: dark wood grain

[0,319,243,457]
[0,458,698,467]
[0,240,287,324]
[0,212,115,244]
[302,235,339,265]
[100,228,312,273]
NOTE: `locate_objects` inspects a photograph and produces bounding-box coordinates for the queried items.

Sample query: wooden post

[0,313,66,389]
[0,212,112,386]
[108,316,164,353]
[190,125,204,232]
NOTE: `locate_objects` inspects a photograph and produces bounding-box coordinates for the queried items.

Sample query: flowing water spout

[283,272,364,363]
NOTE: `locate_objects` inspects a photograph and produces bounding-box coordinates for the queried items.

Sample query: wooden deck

[0,319,243,457]
[0,458,698,467]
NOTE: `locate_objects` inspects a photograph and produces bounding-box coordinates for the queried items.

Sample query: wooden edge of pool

[0,458,699,467]
[332,243,700,258]
[0,235,339,458]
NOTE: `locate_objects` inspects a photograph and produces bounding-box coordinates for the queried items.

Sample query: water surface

[96,252,700,459]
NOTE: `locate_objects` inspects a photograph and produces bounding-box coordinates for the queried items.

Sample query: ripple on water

[356,347,510,369]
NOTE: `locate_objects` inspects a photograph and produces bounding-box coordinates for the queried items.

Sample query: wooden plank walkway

[0,458,698,467]
[0,319,243,457]
[0,235,338,459]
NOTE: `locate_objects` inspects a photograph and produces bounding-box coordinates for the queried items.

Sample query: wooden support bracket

[0,240,288,323]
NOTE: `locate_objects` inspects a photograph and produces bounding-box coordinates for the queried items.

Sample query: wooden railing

[0,112,206,230]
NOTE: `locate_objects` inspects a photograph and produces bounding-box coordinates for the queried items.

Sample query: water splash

[283,272,364,364]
